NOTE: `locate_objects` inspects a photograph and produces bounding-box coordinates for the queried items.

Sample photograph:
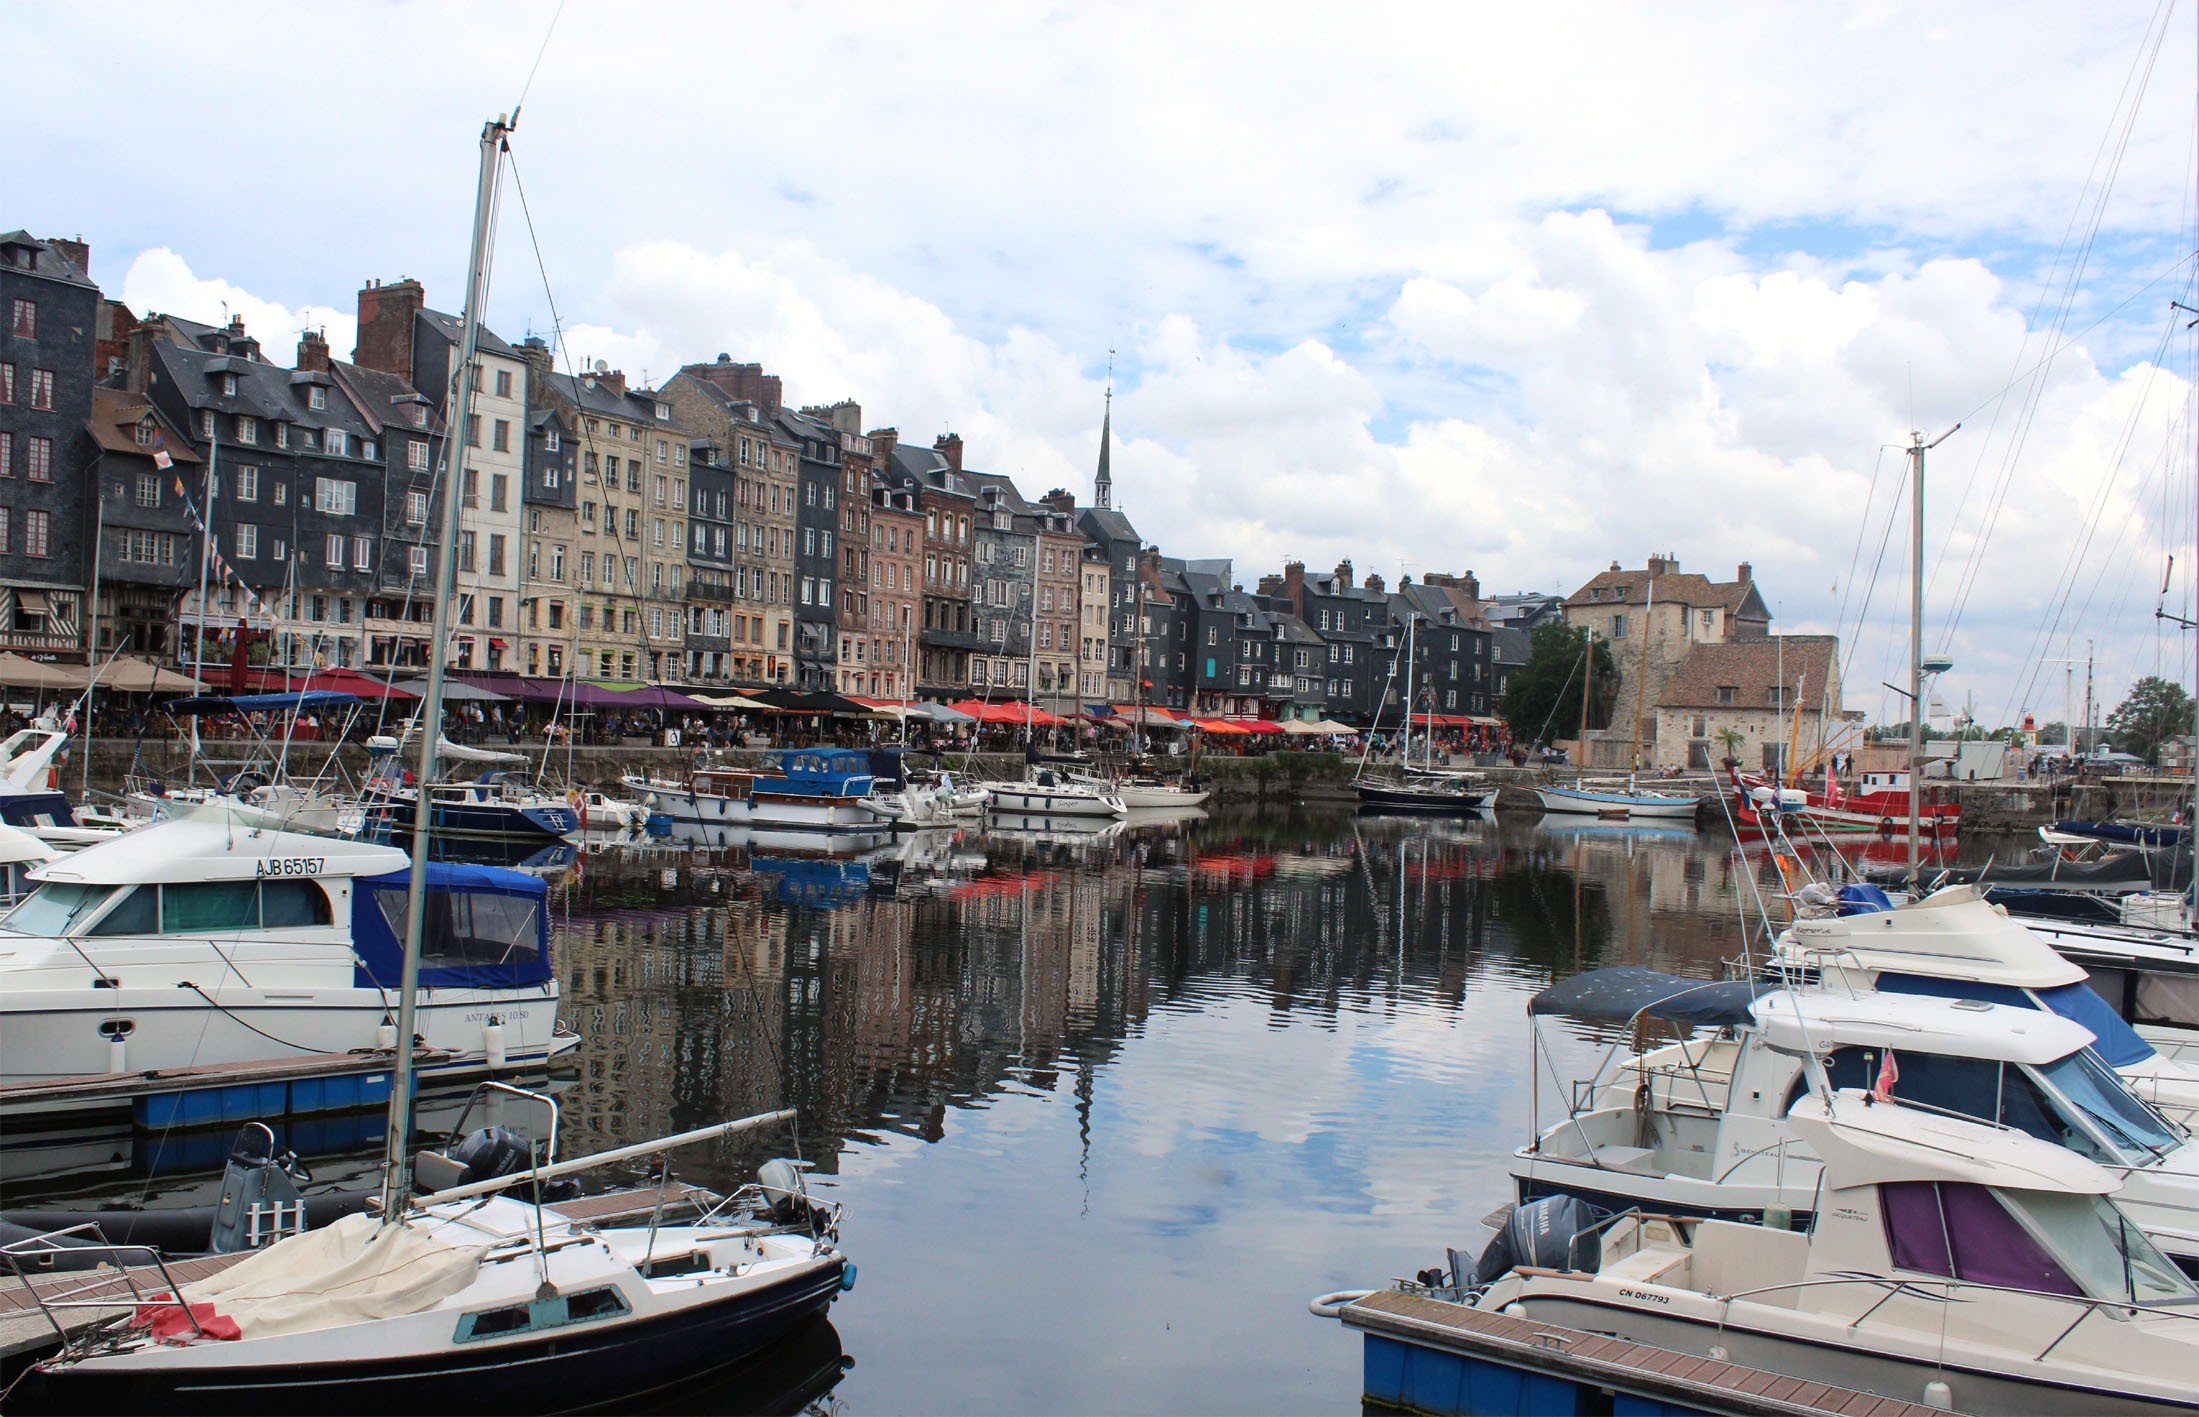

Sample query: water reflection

[0,806,1983,1413]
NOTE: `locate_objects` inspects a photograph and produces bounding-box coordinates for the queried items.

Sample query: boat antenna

[379,113,515,1222]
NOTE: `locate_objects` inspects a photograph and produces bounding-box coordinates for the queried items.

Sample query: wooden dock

[0,1048,450,1129]
[1342,1288,1941,1417]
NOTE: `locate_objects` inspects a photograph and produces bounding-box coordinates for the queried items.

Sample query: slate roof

[87,387,199,462]
[0,232,95,289]
[418,306,518,360]
[330,360,437,436]
[1491,626,1532,666]
[1659,635,1839,710]
[151,340,375,440]
[1079,505,1140,544]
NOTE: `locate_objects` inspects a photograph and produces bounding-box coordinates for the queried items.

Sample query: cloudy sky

[13,2,2196,725]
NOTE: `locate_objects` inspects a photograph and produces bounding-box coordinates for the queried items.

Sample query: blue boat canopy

[350,861,551,990]
[1530,966,1773,1027]
[164,691,363,716]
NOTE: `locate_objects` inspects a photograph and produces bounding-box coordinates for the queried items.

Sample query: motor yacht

[1511,972,2199,1274]
[1440,1093,2199,1414]
[0,810,575,1087]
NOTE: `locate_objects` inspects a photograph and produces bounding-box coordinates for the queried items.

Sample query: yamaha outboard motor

[449,1125,535,1187]
[207,1123,309,1255]
[1462,1195,1605,1288]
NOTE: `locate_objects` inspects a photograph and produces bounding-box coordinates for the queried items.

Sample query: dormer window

[134,416,156,448]
[545,428,560,451]
[275,422,288,449]
[1716,686,1736,705]
[308,386,327,411]
[410,404,428,428]
[655,402,670,421]
[236,415,257,445]
[200,410,216,440]
[1590,588,1602,601]
[326,429,347,457]
[222,373,238,397]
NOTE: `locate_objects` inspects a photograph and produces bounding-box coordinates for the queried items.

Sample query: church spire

[1094,351,1114,510]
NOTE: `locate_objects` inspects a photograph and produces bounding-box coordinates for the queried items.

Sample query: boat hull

[22,1256,846,1416]
[1354,783,1486,814]
[1114,785,1209,810]
[986,786,1125,817]
[1534,786,1700,820]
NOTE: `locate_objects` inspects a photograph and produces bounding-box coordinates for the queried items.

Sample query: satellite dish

[593,358,609,374]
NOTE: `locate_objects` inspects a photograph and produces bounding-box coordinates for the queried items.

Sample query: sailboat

[4,115,852,1410]
[1354,606,1486,813]
[1535,597,1701,821]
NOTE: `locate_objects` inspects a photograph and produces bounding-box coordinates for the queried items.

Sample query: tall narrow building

[1074,378,1141,705]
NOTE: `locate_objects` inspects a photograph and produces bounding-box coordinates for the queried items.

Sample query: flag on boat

[1872,1048,1899,1102]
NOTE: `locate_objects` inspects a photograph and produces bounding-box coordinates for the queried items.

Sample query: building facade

[0,232,97,661]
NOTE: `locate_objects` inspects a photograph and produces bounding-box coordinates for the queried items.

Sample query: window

[28,369,54,411]
[24,510,49,558]
[491,473,508,511]
[230,465,257,502]
[410,545,429,576]
[324,534,344,568]
[200,409,216,440]
[0,506,11,550]
[545,428,559,452]
[26,436,51,482]
[458,531,476,572]
[0,364,11,403]
[495,368,512,399]
[0,432,8,476]
[406,490,428,525]
[237,416,257,445]
[354,537,372,571]
[655,439,668,465]
[9,299,33,338]
[315,478,357,515]
[493,419,510,453]
[488,534,506,577]
[465,415,481,447]
[273,481,286,506]
[236,523,258,559]
[1716,685,1736,705]
[408,439,429,472]
[136,473,159,508]
[325,428,346,457]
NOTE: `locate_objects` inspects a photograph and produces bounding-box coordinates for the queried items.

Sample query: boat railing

[1696,1270,2199,1357]
[0,1226,212,1354]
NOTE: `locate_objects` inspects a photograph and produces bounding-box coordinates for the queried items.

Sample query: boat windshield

[2033,1050,2183,1166]
[0,882,116,936]
[1997,1188,2199,1307]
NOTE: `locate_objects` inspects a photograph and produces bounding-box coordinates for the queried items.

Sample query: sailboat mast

[1631,581,1652,776]
[1577,624,1594,768]
[1907,431,1925,886]
[380,114,511,1219]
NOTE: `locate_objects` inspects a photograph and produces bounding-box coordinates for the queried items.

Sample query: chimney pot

[1738,561,1752,583]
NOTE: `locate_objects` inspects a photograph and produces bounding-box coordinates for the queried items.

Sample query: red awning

[1189,716,1249,735]
[489,638,509,650]
[1225,718,1285,734]
[947,698,1066,727]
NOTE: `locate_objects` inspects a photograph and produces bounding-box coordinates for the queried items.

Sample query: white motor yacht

[1446,1092,2199,1414]
[1511,972,2199,1273]
[0,810,576,1087]
[1773,884,2199,1121]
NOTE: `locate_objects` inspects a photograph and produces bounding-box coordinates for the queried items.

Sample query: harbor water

[1,805,1976,1413]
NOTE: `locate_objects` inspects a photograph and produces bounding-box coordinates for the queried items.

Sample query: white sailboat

[1534,594,1700,821]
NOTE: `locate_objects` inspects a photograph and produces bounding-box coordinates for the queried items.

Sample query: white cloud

[119,248,356,368]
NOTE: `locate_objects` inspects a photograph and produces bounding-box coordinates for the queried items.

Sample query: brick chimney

[869,426,900,467]
[1647,553,1674,578]
[1464,569,1480,600]
[355,277,424,379]
[1737,561,1752,584]
[295,329,331,373]
[934,432,964,473]
[1039,487,1076,515]
[124,320,160,396]
[1256,573,1284,597]
[1283,560,1307,615]
[45,236,89,279]
[516,334,554,379]
[1335,558,1354,590]
[597,369,628,398]
[1365,572,1385,595]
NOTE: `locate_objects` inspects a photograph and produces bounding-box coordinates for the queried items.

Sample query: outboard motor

[1463,1195,1605,1288]
[449,1125,536,1187]
[756,1158,821,1228]
[207,1123,309,1255]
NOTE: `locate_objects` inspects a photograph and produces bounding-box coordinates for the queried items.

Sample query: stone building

[84,385,197,662]
[683,440,735,683]
[1564,554,1771,768]
[660,358,794,686]
[515,370,579,680]
[1652,634,1843,772]
[865,430,922,703]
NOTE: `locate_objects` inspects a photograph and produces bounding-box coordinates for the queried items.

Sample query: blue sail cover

[1530,966,1773,1027]
[350,861,552,990]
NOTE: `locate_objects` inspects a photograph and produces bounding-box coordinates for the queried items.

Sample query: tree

[2108,677,2194,763]
[1498,621,1620,745]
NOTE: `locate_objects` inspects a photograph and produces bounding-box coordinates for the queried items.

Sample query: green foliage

[2108,677,2194,763]
[1498,621,1620,745]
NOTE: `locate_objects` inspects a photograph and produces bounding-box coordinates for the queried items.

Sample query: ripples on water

[3,807,1970,1413]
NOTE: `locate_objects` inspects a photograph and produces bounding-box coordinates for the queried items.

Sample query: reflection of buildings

[547,815,1789,1178]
